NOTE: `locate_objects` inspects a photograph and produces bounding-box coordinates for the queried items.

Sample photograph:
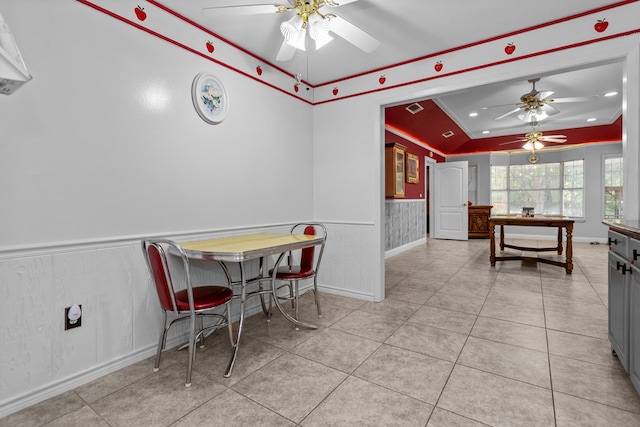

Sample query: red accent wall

[385,131,445,200]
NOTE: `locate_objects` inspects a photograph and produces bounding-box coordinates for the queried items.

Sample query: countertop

[603,219,640,236]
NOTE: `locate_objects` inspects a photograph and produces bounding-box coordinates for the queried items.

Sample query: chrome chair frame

[270,223,327,328]
[141,239,234,387]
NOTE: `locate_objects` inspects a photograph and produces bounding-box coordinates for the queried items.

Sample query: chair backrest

[300,225,316,271]
[143,241,177,312]
[290,223,327,273]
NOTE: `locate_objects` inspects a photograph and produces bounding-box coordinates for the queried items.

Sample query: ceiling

[158,0,625,154]
[386,62,623,154]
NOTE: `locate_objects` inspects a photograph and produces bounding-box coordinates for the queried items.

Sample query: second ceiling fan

[484,78,599,122]
[202,0,380,61]
[499,122,568,151]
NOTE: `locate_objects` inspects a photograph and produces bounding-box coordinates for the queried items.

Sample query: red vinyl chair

[141,239,234,387]
[270,223,327,326]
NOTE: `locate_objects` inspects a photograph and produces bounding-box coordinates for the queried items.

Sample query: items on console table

[488,215,574,274]
[603,219,640,396]
[468,205,492,239]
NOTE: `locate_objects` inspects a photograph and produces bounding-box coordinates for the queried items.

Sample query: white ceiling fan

[483,78,600,122]
[202,0,380,61]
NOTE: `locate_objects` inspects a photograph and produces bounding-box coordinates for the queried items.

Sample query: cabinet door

[630,265,640,394]
[394,149,404,196]
[609,250,630,372]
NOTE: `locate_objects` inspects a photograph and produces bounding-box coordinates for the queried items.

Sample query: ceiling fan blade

[546,95,600,103]
[539,138,567,143]
[275,39,296,61]
[325,0,360,5]
[498,140,524,146]
[537,90,554,101]
[494,107,522,120]
[328,16,380,53]
[540,134,567,138]
[202,4,283,17]
[482,103,520,110]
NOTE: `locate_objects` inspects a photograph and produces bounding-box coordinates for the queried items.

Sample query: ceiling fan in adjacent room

[499,124,567,163]
[483,78,600,122]
[499,123,567,160]
[202,0,380,61]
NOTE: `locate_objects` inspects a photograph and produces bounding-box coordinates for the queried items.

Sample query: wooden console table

[489,215,574,274]
[468,205,492,238]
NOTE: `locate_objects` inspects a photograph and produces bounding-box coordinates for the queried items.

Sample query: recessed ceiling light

[586,117,597,122]
[604,91,619,97]
[469,112,478,117]
[482,130,490,134]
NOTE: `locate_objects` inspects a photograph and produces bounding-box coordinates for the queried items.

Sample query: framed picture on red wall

[406,153,419,183]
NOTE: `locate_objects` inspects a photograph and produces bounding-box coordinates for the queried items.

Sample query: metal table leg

[270,251,318,330]
[224,262,246,377]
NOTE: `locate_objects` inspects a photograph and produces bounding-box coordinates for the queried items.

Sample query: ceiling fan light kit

[522,140,544,151]
[204,0,379,61]
[281,11,333,50]
[307,14,333,48]
[517,108,549,123]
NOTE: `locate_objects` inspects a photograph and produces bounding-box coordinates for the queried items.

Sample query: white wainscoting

[0,221,378,417]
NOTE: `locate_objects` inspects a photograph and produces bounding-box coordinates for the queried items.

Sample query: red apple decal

[434,61,443,72]
[294,84,299,93]
[504,43,515,55]
[256,65,262,76]
[594,18,608,33]
[332,87,339,96]
[379,75,386,85]
[134,5,146,21]
[206,41,214,53]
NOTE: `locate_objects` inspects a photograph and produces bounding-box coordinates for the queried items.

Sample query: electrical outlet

[65,304,82,330]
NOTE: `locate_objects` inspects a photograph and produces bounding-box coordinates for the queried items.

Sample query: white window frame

[602,154,623,220]
[490,159,584,218]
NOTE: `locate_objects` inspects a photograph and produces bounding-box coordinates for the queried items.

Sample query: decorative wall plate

[191,73,228,124]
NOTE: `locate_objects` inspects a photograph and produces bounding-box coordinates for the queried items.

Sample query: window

[604,156,623,219]
[490,160,584,217]
[563,160,584,217]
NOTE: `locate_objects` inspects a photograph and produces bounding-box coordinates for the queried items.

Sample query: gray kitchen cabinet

[609,248,630,372]
[605,223,640,396]
[630,263,640,394]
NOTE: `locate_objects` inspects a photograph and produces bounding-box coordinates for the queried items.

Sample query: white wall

[312,100,383,300]
[0,0,314,249]
[0,0,315,415]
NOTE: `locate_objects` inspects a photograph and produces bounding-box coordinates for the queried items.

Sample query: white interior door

[434,161,468,240]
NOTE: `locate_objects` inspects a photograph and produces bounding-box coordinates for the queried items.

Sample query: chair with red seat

[141,239,234,387]
[270,223,327,326]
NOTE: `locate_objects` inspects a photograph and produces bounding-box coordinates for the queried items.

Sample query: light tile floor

[3,238,640,426]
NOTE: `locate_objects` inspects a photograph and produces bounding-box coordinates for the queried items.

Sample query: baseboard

[317,284,375,301]
[385,238,427,258]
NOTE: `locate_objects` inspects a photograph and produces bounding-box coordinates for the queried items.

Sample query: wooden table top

[489,215,574,226]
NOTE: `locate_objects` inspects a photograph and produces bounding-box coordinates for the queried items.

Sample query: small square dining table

[180,232,325,377]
